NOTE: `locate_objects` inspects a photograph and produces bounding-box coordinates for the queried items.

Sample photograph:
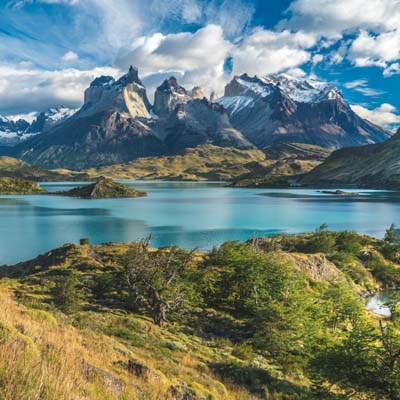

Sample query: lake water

[1,181,400,265]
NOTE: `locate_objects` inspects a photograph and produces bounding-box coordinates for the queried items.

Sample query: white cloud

[9,0,79,6]
[7,112,37,123]
[0,63,120,115]
[351,103,400,129]
[116,24,232,97]
[284,0,400,37]
[280,0,400,75]
[344,80,368,89]
[61,51,79,62]
[384,62,400,76]
[231,29,316,77]
[348,30,400,67]
[344,79,385,97]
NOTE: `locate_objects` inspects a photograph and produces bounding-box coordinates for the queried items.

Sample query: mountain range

[0,107,76,146]
[1,66,391,169]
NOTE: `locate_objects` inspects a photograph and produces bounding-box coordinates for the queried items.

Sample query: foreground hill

[217,74,390,149]
[302,128,400,188]
[1,231,400,399]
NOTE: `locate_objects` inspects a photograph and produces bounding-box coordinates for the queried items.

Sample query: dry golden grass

[0,281,259,400]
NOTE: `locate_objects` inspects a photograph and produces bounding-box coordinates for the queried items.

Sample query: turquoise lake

[1,181,400,265]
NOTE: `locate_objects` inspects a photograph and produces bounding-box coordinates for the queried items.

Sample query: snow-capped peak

[44,106,76,122]
[225,73,343,104]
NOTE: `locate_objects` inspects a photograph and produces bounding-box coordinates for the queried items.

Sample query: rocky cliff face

[217,73,391,149]
[153,77,191,117]
[81,66,151,119]
[161,98,255,152]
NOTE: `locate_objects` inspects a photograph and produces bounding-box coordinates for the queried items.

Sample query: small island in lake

[56,178,147,199]
[319,189,359,196]
[0,177,47,195]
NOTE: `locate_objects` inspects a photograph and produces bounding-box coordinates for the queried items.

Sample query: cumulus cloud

[115,25,320,98]
[61,51,79,62]
[231,29,316,76]
[351,103,400,129]
[284,0,400,37]
[348,30,400,68]
[116,25,232,97]
[0,63,120,115]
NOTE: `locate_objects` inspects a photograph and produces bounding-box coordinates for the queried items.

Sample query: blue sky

[0,0,399,130]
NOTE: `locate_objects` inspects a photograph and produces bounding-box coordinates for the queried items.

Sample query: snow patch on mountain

[219,73,344,105]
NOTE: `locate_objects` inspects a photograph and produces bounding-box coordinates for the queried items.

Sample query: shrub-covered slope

[1,230,400,399]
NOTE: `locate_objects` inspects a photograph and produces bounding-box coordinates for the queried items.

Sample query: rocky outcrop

[217,73,391,149]
[82,65,151,119]
[285,253,341,282]
[153,77,191,117]
[56,178,146,198]
[162,98,255,152]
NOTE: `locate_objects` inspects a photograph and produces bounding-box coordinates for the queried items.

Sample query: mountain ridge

[2,67,392,169]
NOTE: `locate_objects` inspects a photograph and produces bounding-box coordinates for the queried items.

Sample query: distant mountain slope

[85,145,266,181]
[0,115,35,146]
[302,128,400,188]
[28,106,76,133]
[217,73,391,149]
[231,143,331,187]
[0,156,90,181]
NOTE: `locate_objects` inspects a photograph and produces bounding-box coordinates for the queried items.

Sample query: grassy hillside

[85,145,266,181]
[302,130,400,188]
[230,144,330,187]
[1,230,400,399]
[0,177,47,194]
[86,144,329,182]
[0,156,92,181]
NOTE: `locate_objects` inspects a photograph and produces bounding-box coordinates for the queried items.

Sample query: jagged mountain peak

[81,66,151,119]
[116,65,143,86]
[28,106,77,134]
[226,73,343,104]
[217,72,389,149]
[153,76,190,117]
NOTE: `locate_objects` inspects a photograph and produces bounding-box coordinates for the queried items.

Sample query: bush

[52,273,82,314]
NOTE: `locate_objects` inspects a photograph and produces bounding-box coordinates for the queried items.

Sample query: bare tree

[123,238,195,327]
